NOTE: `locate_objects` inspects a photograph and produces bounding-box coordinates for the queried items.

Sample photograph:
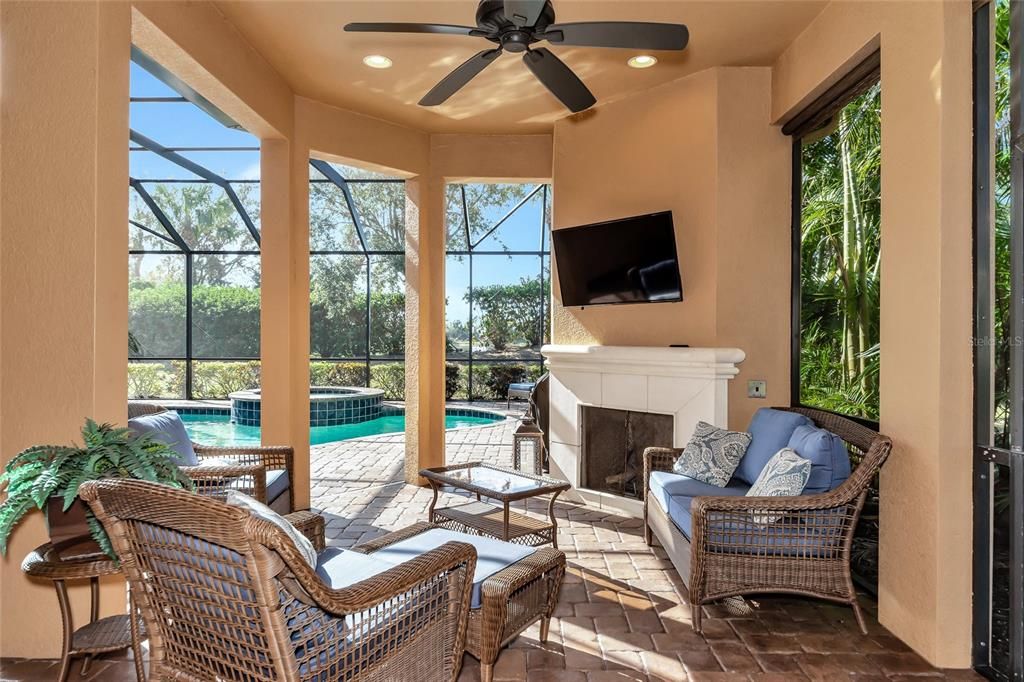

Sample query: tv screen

[552,211,682,307]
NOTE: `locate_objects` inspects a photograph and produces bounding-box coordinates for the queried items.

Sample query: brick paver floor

[3,419,982,681]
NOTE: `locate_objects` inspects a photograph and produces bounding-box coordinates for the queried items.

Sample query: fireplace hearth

[581,406,674,499]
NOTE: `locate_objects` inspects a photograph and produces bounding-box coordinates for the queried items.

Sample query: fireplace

[581,407,674,500]
[541,344,744,517]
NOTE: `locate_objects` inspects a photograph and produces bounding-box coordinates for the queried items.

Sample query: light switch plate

[748,380,767,399]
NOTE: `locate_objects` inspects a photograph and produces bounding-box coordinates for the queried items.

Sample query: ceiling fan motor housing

[476,0,556,48]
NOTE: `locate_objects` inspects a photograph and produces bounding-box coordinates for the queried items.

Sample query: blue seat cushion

[786,424,852,494]
[315,547,399,587]
[665,494,844,554]
[509,383,535,391]
[648,470,748,514]
[128,411,198,467]
[734,409,812,486]
[266,469,290,504]
[314,530,537,610]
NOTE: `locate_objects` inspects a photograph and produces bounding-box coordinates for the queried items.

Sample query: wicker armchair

[643,406,892,634]
[80,479,477,682]
[128,402,295,513]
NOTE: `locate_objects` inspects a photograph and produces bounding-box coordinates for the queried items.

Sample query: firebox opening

[580,406,674,500]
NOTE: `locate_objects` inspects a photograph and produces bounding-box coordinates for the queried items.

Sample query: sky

[130,61,550,329]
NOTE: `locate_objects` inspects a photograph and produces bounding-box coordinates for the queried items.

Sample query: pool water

[179,412,502,447]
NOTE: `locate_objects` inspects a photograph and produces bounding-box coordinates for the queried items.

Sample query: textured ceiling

[214,0,827,134]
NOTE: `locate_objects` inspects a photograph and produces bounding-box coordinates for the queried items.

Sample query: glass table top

[425,465,565,496]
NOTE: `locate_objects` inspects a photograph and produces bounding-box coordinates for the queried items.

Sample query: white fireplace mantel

[541,344,745,515]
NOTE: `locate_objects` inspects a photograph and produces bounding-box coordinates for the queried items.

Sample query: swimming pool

[179,411,505,447]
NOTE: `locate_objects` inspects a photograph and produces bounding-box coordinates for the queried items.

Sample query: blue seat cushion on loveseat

[648,470,748,514]
[315,529,535,608]
[786,424,851,494]
[734,408,812,486]
[128,411,198,467]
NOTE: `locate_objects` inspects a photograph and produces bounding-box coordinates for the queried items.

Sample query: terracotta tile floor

[2,420,983,681]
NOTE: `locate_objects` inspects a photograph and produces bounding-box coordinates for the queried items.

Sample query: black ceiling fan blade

[503,0,546,28]
[345,23,484,37]
[420,48,503,106]
[542,22,689,50]
[523,48,596,113]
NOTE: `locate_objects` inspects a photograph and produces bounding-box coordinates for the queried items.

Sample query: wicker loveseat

[81,479,477,682]
[643,406,891,633]
[128,402,295,513]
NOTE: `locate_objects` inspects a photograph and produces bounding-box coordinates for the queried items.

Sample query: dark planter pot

[45,496,102,556]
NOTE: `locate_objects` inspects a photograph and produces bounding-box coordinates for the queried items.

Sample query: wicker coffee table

[420,462,570,548]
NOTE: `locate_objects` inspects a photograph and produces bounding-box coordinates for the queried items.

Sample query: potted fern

[0,419,193,558]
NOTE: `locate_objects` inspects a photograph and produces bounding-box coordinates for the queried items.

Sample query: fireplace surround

[541,344,745,516]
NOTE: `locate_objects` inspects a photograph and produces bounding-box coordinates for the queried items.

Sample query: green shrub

[475,364,529,401]
[309,361,367,387]
[445,363,461,400]
[370,363,405,400]
[128,361,185,399]
[191,361,260,399]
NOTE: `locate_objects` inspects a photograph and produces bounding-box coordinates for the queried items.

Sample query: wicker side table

[22,539,145,682]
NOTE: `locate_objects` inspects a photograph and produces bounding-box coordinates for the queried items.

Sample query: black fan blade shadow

[345,23,483,36]
[542,22,689,50]
[523,48,596,113]
[503,0,546,28]
[420,48,503,106]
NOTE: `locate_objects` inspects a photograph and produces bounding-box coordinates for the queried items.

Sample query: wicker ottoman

[353,522,565,682]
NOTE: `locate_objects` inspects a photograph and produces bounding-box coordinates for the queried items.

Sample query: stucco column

[0,0,131,657]
[404,175,446,482]
[259,139,299,454]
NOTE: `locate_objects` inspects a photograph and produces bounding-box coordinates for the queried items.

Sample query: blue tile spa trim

[228,387,385,427]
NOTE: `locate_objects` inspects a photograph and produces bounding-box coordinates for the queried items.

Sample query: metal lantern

[513,417,545,475]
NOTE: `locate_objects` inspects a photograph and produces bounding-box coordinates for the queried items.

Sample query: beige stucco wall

[772,0,974,668]
[550,67,791,429]
[0,0,131,658]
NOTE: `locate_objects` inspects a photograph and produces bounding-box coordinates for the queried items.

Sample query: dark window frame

[307,160,408,388]
[445,183,551,402]
[787,50,882,430]
[128,94,262,399]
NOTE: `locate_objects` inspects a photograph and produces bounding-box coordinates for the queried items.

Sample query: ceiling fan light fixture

[362,54,393,69]
[627,55,658,69]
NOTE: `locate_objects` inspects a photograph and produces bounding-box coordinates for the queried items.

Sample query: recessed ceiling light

[363,55,393,69]
[627,55,658,69]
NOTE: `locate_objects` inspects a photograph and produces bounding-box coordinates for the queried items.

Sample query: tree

[799,84,881,419]
[470,277,545,351]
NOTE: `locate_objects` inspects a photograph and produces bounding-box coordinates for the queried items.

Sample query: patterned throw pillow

[745,448,812,524]
[673,421,752,487]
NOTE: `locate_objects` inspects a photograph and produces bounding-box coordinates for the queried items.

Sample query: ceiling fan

[345,0,689,113]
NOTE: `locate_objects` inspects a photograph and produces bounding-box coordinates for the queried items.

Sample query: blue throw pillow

[128,411,198,466]
[786,424,852,494]
[734,409,812,486]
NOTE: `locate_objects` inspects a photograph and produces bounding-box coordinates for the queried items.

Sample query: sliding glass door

[974,1,1024,679]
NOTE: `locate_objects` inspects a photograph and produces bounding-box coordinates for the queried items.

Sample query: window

[128,58,261,400]
[445,183,551,401]
[788,53,881,423]
[308,161,406,398]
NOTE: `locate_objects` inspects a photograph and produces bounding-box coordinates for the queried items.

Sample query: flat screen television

[552,211,682,307]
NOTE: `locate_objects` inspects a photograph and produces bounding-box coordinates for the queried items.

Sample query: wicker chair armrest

[193,444,293,472]
[643,447,681,501]
[285,510,326,553]
[181,463,267,502]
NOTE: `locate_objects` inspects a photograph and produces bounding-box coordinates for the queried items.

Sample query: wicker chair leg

[850,598,868,635]
[540,617,551,643]
[481,662,494,682]
[692,601,703,633]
